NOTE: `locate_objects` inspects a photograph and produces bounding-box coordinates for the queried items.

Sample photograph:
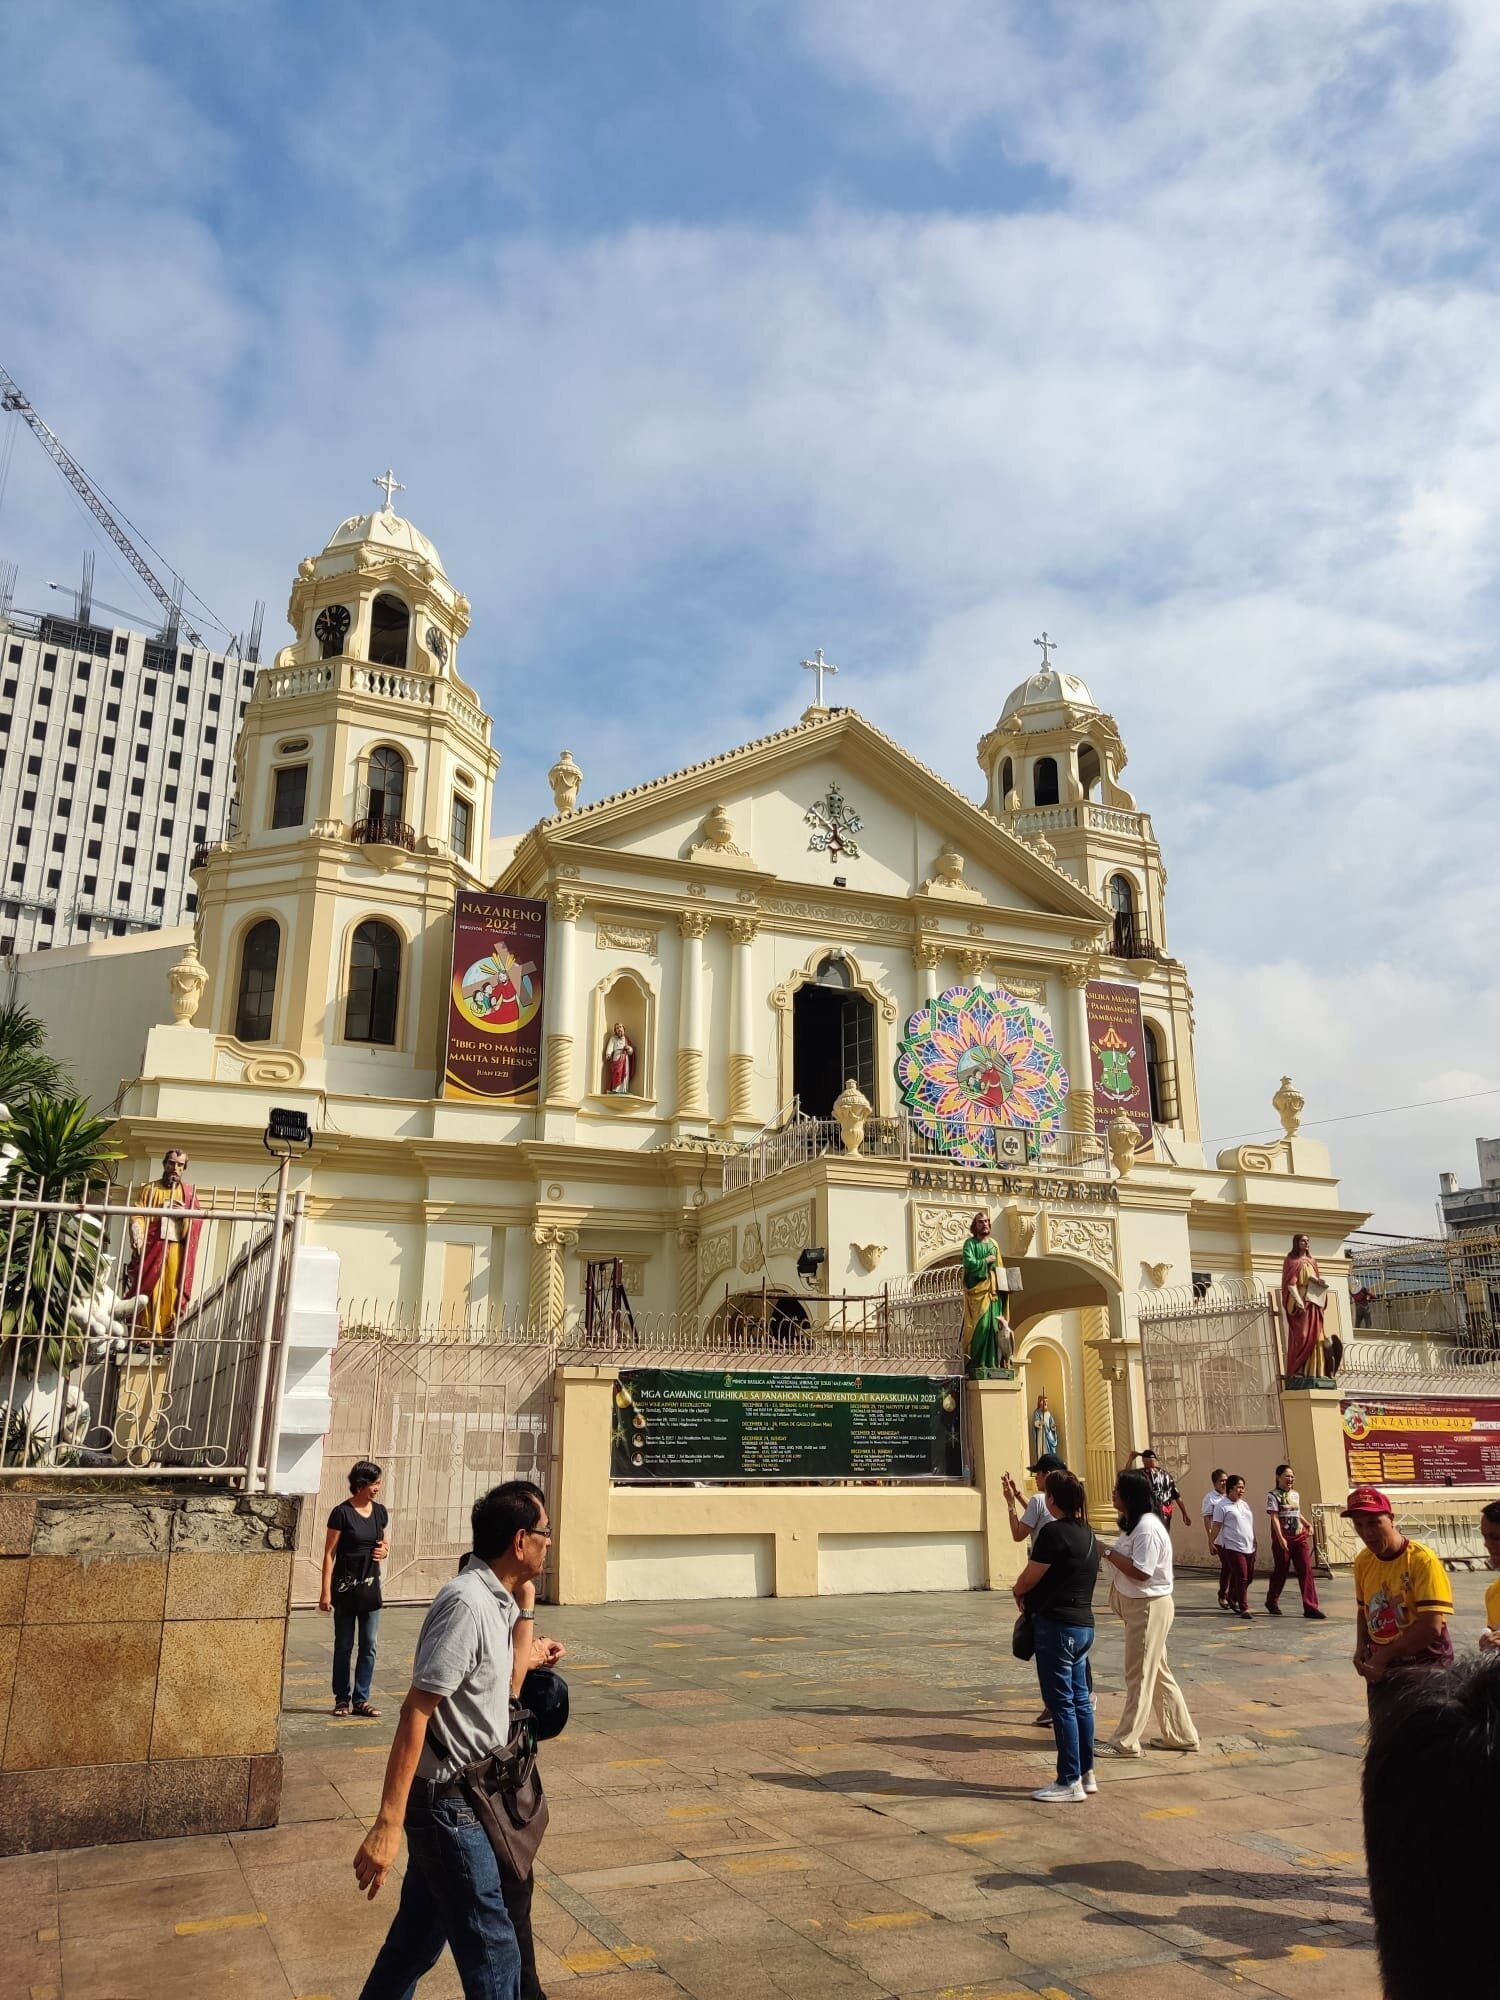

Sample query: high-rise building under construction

[0,600,252,955]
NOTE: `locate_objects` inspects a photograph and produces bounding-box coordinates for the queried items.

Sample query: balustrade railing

[721,1111,1108,1191]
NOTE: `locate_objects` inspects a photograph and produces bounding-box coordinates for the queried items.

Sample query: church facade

[29,499,1369,1596]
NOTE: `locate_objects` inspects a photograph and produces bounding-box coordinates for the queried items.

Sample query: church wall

[6,929,188,1113]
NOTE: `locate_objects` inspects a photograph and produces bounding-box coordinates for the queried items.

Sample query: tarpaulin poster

[441,893,547,1101]
[1341,1397,1500,1487]
[1085,980,1153,1143]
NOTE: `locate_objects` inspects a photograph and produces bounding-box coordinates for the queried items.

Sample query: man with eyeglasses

[354,1480,557,1999]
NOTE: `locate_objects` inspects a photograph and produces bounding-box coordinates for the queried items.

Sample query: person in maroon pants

[1265,1463,1326,1619]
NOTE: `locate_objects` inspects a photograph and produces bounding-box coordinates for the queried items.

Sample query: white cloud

[1,2,1497,1226]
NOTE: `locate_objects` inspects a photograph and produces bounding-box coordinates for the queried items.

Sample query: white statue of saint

[603,1021,635,1094]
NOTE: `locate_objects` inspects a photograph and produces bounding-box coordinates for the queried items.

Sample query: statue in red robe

[1281,1233,1328,1379]
[603,1022,635,1094]
[124,1149,203,1340]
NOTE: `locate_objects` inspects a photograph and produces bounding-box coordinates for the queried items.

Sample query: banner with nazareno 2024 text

[441,893,547,1102]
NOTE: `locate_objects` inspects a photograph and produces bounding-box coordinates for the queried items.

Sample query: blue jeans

[333,1604,380,1706]
[358,1797,521,2000]
[1033,1617,1095,1785]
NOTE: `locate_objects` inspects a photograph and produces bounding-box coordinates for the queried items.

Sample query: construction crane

[0,362,230,651]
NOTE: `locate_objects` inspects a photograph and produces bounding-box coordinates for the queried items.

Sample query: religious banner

[610,1369,965,1483]
[441,893,546,1101]
[1084,979,1153,1142]
[1341,1396,1500,1487]
[896,984,1069,1167]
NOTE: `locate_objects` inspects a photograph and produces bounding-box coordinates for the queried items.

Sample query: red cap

[1341,1485,1393,1518]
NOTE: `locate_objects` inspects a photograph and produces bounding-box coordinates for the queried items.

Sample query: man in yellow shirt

[1346,1486,1453,1708]
[1481,1500,1500,1653]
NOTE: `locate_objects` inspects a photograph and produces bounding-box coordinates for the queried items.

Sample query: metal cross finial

[372,469,406,513]
[1033,630,1059,669]
[801,646,839,708]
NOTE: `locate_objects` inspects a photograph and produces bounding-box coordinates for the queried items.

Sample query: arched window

[369,593,410,670]
[1109,873,1138,956]
[1000,756,1014,800]
[345,920,401,1045]
[234,919,280,1043]
[815,952,852,990]
[367,745,407,824]
[1033,756,1059,806]
[1077,743,1101,798]
[1144,1020,1167,1123]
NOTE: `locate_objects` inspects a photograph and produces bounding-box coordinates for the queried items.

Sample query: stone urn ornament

[167,940,210,1026]
[1107,1108,1143,1177]
[832,1077,874,1157]
[548,750,583,815]
[1273,1075,1304,1139]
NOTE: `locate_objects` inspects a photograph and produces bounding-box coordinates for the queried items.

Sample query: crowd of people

[328,1454,1500,1998]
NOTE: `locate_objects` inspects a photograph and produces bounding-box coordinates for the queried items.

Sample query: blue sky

[3,0,1499,1229]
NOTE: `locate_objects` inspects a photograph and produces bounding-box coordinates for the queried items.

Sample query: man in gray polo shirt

[354,1480,552,2000]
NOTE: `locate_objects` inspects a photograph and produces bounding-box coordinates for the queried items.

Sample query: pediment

[504,711,1107,926]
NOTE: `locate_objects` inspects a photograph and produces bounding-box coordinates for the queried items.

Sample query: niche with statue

[591,970,654,1105]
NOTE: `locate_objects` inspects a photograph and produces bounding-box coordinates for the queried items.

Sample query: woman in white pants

[1100,1469,1199,1757]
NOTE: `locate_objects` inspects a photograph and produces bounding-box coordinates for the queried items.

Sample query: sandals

[333,1700,351,1717]
[353,1700,381,1718]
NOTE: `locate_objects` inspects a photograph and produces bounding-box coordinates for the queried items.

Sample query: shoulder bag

[457,1698,551,1884]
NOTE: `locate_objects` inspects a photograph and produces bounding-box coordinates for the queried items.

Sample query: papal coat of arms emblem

[1091,1023,1137,1102]
[805,783,863,861]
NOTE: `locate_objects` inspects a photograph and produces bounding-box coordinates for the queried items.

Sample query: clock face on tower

[426,624,449,664]
[314,604,351,656]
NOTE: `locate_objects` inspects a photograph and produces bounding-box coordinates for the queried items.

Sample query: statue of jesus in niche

[603,1021,635,1094]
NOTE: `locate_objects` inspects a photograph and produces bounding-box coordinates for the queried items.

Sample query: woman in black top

[320,1459,389,1717]
[1013,1467,1100,1802]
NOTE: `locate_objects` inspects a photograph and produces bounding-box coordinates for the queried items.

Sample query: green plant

[0,1001,70,1109]
[0,1097,123,1369]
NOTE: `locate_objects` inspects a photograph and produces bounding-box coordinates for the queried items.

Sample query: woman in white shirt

[1100,1470,1200,1757]
[1208,1473,1257,1618]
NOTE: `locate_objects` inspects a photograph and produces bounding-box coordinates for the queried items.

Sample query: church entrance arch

[791,952,876,1118]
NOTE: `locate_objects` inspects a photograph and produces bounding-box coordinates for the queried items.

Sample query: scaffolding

[1349,1227,1500,1350]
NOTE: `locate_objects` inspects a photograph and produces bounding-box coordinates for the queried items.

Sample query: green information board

[609,1369,965,1483]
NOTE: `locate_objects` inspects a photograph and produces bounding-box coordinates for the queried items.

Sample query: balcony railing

[722,1111,1109,1192]
[1012,803,1146,839]
[351,815,416,850]
[1111,913,1160,961]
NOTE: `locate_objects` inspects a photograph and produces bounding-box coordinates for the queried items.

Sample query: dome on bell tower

[997,663,1099,730]
[322,506,448,579]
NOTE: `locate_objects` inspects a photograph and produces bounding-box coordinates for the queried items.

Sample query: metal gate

[1137,1279,1286,1478]
[292,1336,555,1606]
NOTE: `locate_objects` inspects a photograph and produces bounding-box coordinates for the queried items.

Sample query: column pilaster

[1062,957,1097,1136]
[727,917,759,1126]
[676,1227,700,1326]
[676,911,711,1122]
[529,1222,578,1330]
[544,891,584,1106]
[1080,1303,1118,1529]
[912,941,943,1004]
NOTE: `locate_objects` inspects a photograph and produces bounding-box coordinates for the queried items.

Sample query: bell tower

[189,482,500,1091]
[977,638,1200,1141]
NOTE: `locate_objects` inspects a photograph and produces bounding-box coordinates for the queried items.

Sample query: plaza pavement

[5,1568,1493,2000]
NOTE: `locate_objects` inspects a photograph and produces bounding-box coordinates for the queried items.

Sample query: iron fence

[1311,1501,1489,1572]
[722,1111,1108,1191]
[338,1274,965,1374]
[0,1177,298,1481]
[1137,1278,1286,1474]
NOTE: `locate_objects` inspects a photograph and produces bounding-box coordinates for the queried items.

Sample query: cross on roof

[801,646,838,708]
[373,468,406,512]
[1033,630,1059,669]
